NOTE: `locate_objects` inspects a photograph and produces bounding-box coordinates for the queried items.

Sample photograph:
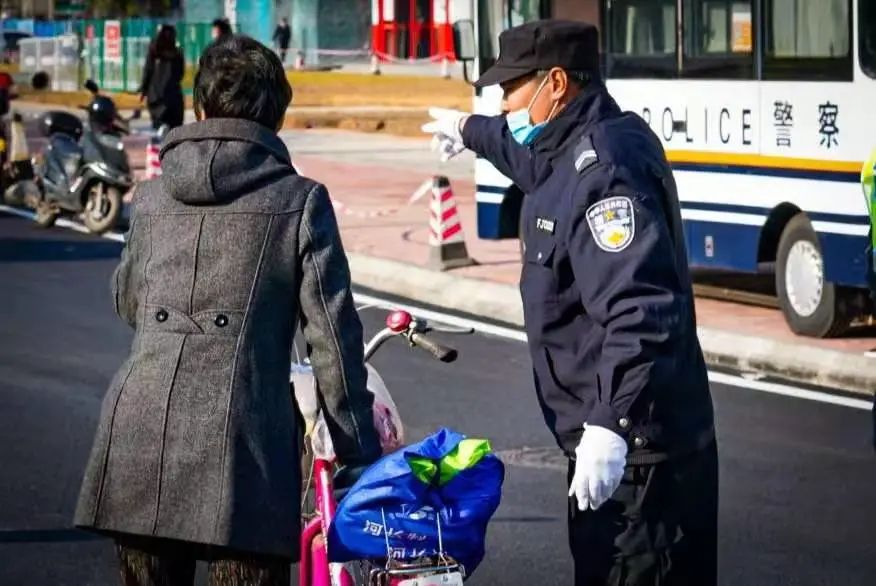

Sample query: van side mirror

[453,20,476,62]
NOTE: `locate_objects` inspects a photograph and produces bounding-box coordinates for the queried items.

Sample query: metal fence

[15,19,214,95]
[79,36,151,93]
[17,35,81,92]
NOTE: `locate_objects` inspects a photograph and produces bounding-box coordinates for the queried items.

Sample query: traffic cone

[144,133,161,180]
[428,176,475,270]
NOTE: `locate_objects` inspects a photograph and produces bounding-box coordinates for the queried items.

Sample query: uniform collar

[531,82,620,159]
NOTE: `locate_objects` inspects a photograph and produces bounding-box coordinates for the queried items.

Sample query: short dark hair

[194,35,292,130]
[535,69,590,88]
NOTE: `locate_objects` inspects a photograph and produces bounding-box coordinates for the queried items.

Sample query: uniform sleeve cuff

[586,402,632,438]
[460,114,495,150]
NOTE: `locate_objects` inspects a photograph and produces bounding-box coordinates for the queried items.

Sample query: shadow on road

[0,238,122,263]
[0,528,107,544]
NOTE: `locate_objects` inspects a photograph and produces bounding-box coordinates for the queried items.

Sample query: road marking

[706,371,872,410]
[0,205,126,243]
[3,206,872,411]
[354,291,873,411]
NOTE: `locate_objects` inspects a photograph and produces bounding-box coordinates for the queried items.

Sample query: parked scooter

[19,79,138,234]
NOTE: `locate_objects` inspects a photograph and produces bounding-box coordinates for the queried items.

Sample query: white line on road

[706,371,872,410]
[0,205,126,243]
[354,291,874,411]
[3,206,872,411]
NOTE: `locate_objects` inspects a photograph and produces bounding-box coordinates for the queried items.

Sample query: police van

[455,0,875,338]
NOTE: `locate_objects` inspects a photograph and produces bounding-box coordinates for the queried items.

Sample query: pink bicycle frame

[299,458,354,586]
[297,309,466,585]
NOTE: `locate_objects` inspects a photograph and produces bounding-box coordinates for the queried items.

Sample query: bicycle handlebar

[410,332,458,363]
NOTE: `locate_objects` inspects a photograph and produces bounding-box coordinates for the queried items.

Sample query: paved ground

[1,214,875,585]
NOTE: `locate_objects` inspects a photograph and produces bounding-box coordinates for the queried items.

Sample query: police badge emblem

[585,196,635,252]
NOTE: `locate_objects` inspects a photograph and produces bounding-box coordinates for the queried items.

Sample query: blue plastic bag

[327,428,504,575]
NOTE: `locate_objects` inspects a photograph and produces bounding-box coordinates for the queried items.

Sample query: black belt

[624,427,716,466]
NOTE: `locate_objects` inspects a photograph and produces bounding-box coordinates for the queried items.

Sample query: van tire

[775,214,852,338]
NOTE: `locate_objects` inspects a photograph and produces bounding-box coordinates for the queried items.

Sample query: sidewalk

[286,129,876,396]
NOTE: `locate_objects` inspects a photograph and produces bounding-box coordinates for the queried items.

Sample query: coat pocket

[521,236,558,311]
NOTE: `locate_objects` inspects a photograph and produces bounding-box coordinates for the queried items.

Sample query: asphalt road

[1,213,875,586]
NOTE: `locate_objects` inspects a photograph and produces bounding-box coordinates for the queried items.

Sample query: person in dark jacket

[139,25,185,130]
[424,20,717,586]
[75,35,381,585]
[273,17,292,63]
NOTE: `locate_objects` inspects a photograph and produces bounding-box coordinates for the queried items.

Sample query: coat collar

[531,83,621,160]
[161,118,291,166]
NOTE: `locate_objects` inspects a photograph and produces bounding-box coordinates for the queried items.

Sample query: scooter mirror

[84,79,99,95]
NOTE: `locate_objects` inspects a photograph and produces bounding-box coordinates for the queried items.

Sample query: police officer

[423,20,718,585]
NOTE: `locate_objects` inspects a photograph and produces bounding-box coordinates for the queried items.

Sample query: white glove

[568,424,629,511]
[422,107,469,162]
[430,134,467,163]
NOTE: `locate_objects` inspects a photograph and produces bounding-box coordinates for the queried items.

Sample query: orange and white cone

[428,176,475,270]
[144,133,162,180]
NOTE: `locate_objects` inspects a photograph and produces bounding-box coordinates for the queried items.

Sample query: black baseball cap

[474,20,600,88]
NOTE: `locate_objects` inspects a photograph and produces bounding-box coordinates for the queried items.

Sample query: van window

[860,0,876,78]
[682,0,754,78]
[605,0,678,78]
[764,0,852,81]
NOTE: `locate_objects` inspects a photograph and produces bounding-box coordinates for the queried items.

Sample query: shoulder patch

[573,135,598,173]
[585,196,635,252]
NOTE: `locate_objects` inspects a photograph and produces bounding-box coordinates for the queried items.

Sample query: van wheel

[83,183,122,234]
[775,214,851,337]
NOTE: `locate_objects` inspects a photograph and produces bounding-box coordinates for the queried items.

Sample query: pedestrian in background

[273,17,292,64]
[75,35,381,586]
[139,25,184,131]
[424,20,718,586]
[211,18,233,43]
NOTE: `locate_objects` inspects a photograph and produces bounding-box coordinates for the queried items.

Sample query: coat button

[214,314,228,327]
[618,417,631,430]
[155,309,168,322]
[633,436,646,448]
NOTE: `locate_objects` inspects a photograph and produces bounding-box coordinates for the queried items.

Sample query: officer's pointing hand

[568,425,628,511]
[422,107,469,162]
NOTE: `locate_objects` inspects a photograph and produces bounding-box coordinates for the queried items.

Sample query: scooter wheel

[35,202,57,228]
[83,183,122,234]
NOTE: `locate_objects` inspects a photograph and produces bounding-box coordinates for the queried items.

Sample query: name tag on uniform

[536,217,556,234]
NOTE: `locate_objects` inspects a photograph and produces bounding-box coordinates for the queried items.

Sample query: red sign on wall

[104,20,122,63]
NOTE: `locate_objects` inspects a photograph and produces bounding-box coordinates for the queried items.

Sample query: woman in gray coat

[75,36,381,585]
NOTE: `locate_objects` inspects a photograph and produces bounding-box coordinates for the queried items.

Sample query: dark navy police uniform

[461,20,718,586]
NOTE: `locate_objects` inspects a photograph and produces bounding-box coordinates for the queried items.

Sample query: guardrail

[17,36,80,91]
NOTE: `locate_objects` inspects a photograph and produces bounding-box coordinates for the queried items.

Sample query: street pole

[225,0,238,28]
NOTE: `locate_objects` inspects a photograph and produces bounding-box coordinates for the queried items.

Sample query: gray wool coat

[74,118,381,559]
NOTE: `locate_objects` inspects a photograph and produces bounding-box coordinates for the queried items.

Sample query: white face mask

[505,75,559,146]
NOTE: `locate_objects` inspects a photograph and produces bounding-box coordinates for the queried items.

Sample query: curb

[347,253,876,398]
